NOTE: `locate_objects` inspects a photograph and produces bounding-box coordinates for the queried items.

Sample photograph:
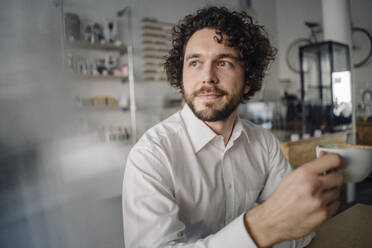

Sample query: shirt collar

[180,104,249,153]
[180,104,217,153]
[234,116,250,141]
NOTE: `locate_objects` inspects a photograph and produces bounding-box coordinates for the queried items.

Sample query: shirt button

[228,183,232,189]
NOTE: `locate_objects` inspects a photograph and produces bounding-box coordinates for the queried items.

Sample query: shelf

[79,74,128,81]
[66,40,127,52]
[78,106,130,112]
[307,85,331,88]
[142,47,169,53]
[142,32,169,40]
[141,17,174,27]
[62,5,137,143]
[142,40,169,47]
[144,54,166,60]
[144,77,167,82]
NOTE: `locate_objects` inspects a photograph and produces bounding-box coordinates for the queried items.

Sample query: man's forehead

[184,28,239,57]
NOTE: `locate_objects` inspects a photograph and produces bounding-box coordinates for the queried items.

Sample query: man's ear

[244,84,251,95]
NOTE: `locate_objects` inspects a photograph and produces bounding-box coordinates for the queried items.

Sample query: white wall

[276,0,323,96]
[252,0,280,101]
[275,0,372,106]
[349,0,372,105]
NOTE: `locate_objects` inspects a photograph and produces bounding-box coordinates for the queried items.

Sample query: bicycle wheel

[351,27,372,68]
[286,38,311,73]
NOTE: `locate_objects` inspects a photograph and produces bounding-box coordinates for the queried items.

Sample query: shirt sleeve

[122,144,258,248]
[257,133,316,248]
[257,132,292,203]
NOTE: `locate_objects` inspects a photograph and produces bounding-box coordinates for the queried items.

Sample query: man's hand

[244,152,344,247]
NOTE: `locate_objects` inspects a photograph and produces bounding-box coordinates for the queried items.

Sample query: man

[123,6,343,248]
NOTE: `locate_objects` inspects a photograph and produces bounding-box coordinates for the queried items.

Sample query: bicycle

[286,21,372,73]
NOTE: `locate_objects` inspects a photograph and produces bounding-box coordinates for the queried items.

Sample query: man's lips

[197,93,223,100]
[192,86,227,101]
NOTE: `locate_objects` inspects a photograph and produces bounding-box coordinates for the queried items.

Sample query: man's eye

[190,61,199,67]
[218,61,231,67]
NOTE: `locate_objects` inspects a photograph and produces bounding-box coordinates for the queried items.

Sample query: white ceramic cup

[316,144,372,183]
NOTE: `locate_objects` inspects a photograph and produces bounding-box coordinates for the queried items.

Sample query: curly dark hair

[164,6,277,102]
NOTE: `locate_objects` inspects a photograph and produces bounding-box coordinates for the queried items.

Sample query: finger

[326,199,341,218]
[304,153,343,174]
[321,187,341,205]
[318,151,327,157]
[320,170,344,189]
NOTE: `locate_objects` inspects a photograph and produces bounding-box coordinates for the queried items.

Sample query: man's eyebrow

[217,53,240,60]
[184,53,240,61]
[184,54,201,61]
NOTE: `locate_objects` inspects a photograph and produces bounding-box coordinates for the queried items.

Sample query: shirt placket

[221,149,235,225]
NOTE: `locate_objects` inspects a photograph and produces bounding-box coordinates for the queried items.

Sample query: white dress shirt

[123,104,314,248]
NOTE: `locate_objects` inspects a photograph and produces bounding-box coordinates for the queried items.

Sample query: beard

[183,85,243,122]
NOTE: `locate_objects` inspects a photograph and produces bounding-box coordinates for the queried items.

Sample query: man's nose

[202,62,218,84]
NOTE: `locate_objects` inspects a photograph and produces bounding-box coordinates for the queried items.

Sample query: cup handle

[316,146,329,176]
[316,146,320,158]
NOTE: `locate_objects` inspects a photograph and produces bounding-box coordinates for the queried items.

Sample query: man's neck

[204,109,239,146]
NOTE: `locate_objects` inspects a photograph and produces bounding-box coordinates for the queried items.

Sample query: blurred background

[0,0,371,247]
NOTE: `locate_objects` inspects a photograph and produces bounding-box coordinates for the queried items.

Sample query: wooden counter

[307,204,372,248]
[280,132,349,168]
[357,121,372,145]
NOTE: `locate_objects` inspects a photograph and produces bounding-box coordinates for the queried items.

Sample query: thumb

[318,151,327,157]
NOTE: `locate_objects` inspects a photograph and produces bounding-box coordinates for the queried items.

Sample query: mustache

[192,86,227,97]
